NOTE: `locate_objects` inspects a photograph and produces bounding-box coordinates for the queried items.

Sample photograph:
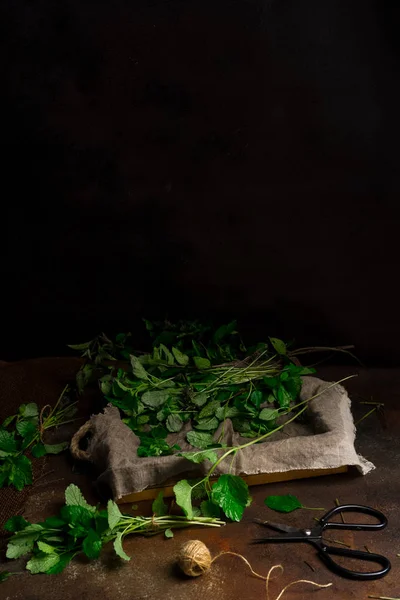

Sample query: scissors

[253,504,391,580]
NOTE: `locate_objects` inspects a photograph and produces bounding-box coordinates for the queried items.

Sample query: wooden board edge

[116,465,349,504]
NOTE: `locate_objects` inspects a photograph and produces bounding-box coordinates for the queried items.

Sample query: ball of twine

[177,540,212,577]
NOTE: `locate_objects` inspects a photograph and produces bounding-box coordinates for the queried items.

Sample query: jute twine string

[70,420,93,461]
[178,540,332,600]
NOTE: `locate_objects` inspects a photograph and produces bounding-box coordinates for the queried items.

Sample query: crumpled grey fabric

[84,377,374,500]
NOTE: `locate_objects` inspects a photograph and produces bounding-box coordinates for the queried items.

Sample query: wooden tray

[117,465,348,503]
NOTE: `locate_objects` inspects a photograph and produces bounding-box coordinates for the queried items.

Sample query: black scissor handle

[319,504,388,531]
[318,545,391,580]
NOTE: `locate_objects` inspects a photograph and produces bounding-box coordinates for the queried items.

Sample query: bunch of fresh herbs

[0,386,77,490]
[0,484,224,582]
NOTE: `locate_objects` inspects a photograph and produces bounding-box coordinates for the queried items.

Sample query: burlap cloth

[81,377,374,500]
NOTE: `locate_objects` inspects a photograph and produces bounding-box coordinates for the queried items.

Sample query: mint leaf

[264,494,302,513]
[166,414,183,433]
[179,450,217,464]
[164,528,174,538]
[4,515,30,532]
[37,540,57,554]
[211,474,251,521]
[82,529,102,559]
[215,406,240,420]
[152,492,168,517]
[199,399,220,419]
[195,417,219,431]
[27,553,60,574]
[259,408,279,422]
[249,390,263,409]
[107,500,123,530]
[60,506,94,528]
[200,500,221,518]
[269,338,287,355]
[193,357,211,370]
[43,442,69,454]
[186,431,214,449]
[46,552,74,574]
[113,532,131,561]
[172,347,189,366]
[173,480,193,519]
[2,415,16,428]
[43,516,66,528]
[141,390,170,408]
[191,393,209,407]
[274,385,292,408]
[130,355,149,380]
[0,571,11,582]
[19,403,39,418]
[65,484,96,513]
[8,455,32,490]
[0,430,17,454]
[16,420,37,439]
[31,443,47,458]
[6,528,40,558]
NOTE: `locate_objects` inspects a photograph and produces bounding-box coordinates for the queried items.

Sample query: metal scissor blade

[253,519,301,534]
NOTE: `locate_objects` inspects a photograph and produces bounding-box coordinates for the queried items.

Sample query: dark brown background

[2,0,400,363]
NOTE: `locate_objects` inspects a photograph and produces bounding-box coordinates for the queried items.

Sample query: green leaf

[200,500,221,518]
[166,414,183,433]
[19,403,39,418]
[82,529,102,559]
[37,540,57,554]
[213,321,237,344]
[65,484,96,513]
[6,534,37,559]
[0,571,11,582]
[43,516,66,528]
[195,417,219,431]
[130,355,149,380]
[186,431,214,449]
[76,364,95,394]
[259,408,279,422]
[172,347,189,366]
[164,528,174,538]
[141,390,170,408]
[113,532,131,561]
[60,506,94,528]
[264,494,302,513]
[193,357,211,370]
[211,474,251,521]
[263,376,280,389]
[68,342,91,351]
[46,552,74,574]
[275,385,292,409]
[0,430,17,454]
[283,376,302,400]
[152,491,168,517]
[159,344,175,365]
[2,415,16,428]
[199,399,220,419]
[27,553,60,574]
[215,406,240,420]
[173,480,193,519]
[191,392,209,407]
[4,515,30,532]
[107,500,123,530]
[269,338,287,355]
[8,455,32,490]
[43,442,69,454]
[179,450,217,464]
[249,391,263,409]
[31,443,47,458]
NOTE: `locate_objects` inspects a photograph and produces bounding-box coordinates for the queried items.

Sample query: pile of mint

[71,321,315,458]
